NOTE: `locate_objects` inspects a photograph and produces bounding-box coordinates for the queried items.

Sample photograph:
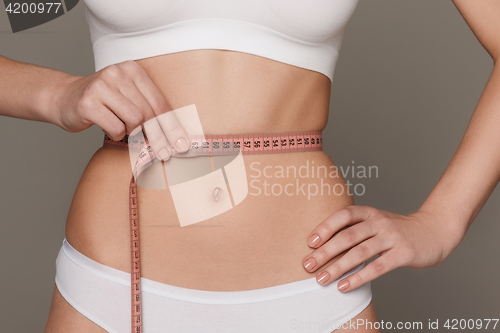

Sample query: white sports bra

[83,0,359,82]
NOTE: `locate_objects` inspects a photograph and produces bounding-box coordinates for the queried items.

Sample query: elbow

[493,51,500,66]
[481,47,500,66]
[486,42,500,65]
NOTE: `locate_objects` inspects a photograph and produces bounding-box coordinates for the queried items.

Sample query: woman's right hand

[52,60,190,161]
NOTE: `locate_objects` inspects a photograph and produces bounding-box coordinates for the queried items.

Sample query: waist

[84,133,354,236]
[104,130,323,154]
[66,131,354,290]
[90,128,353,230]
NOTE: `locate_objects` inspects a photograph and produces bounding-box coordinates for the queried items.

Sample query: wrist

[415,203,467,255]
[36,71,81,128]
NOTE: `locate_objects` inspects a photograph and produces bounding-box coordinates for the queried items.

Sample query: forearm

[0,55,77,124]
[419,57,500,236]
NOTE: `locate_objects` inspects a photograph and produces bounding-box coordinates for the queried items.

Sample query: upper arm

[452,0,500,61]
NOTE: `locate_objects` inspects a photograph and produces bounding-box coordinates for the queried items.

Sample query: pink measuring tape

[102,130,323,332]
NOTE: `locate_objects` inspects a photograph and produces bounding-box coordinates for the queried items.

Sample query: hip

[65,145,355,291]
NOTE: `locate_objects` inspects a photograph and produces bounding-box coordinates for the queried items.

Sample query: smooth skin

[1,1,499,332]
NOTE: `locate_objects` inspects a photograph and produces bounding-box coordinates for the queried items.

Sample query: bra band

[103,130,323,156]
[101,129,323,333]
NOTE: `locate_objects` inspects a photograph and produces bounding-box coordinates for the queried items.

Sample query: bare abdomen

[65,146,354,291]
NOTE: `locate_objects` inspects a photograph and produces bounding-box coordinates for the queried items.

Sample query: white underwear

[55,238,372,333]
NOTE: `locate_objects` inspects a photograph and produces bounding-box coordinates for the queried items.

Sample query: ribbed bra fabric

[82,0,360,82]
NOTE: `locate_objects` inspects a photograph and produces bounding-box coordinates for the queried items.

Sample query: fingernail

[308,234,320,247]
[158,148,171,161]
[175,137,190,152]
[303,257,316,271]
[338,280,349,291]
[317,271,330,285]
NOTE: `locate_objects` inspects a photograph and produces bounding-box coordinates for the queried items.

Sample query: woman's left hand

[302,205,465,291]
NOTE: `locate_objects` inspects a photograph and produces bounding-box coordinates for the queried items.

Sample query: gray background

[1,0,498,331]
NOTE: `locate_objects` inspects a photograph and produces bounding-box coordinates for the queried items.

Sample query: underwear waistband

[58,237,366,305]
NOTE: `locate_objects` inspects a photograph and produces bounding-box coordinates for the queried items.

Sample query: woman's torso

[64,49,355,291]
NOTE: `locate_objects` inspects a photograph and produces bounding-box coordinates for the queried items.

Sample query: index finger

[307,205,374,248]
[132,67,190,154]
